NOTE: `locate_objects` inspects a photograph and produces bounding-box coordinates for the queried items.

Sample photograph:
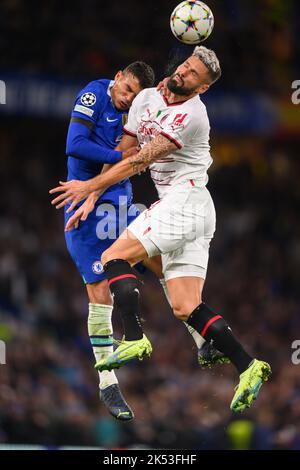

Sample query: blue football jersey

[67,79,132,206]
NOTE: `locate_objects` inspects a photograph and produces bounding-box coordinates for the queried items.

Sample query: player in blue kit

[64,62,155,421]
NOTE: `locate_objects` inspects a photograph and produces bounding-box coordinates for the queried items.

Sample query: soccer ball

[170,1,214,44]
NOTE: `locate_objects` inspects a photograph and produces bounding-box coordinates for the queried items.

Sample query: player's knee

[101,249,115,266]
[87,280,112,304]
[113,281,140,310]
[172,304,190,321]
[172,299,203,322]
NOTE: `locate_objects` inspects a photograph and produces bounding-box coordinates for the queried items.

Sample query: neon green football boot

[230,359,271,412]
[95,334,152,372]
[198,341,231,368]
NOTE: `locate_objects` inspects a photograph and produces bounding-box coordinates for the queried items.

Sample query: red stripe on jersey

[152,177,171,185]
[148,200,161,210]
[108,273,137,286]
[151,169,176,173]
[162,95,188,107]
[143,227,151,235]
[123,128,137,137]
[190,179,195,186]
[161,131,182,149]
[200,315,222,338]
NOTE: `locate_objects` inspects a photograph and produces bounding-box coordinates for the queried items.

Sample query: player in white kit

[50,46,271,412]
[123,72,215,284]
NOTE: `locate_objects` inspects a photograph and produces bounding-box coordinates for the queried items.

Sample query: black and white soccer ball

[170,1,214,44]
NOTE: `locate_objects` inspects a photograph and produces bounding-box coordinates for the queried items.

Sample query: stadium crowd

[0,121,299,449]
[0,0,299,93]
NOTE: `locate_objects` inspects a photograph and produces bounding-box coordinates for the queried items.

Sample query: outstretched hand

[49,179,93,211]
[65,192,98,231]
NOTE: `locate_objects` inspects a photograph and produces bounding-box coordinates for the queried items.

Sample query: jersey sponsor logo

[80,92,97,106]
[106,117,118,122]
[74,104,94,117]
[92,261,104,274]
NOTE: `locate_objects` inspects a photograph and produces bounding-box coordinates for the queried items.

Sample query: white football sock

[88,303,118,390]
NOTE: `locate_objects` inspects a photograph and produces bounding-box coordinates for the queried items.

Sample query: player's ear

[114,71,123,82]
[197,83,210,95]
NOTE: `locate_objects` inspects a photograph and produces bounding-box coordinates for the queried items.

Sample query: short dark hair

[123,61,155,89]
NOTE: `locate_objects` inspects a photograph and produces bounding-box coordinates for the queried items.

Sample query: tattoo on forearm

[129,134,176,174]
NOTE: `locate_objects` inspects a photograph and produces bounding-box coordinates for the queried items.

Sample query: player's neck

[165,91,198,105]
[110,86,117,108]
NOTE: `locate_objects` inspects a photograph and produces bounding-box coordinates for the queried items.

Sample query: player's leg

[142,255,203,342]
[164,186,270,411]
[95,189,225,370]
[142,255,206,350]
[159,277,206,350]
[141,254,163,279]
[64,206,134,420]
[138,236,215,362]
[166,275,271,412]
[98,233,210,367]
[158,277,225,366]
[86,281,114,386]
[86,279,134,420]
[153,185,229,367]
[93,231,153,371]
[167,274,250,369]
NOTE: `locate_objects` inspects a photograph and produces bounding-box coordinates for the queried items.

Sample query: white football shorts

[127,180,216,280]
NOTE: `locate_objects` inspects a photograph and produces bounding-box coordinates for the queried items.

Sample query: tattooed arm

[50,135,177,210]
[92,134,176,185]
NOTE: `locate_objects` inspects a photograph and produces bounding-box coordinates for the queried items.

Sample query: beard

[167,73,197,96]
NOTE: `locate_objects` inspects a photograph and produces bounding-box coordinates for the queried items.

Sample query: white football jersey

[124,87,212,198]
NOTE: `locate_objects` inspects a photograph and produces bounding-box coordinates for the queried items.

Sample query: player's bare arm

[101,134,139,174]
[62,132,146,231]
[50,134,177,212]
[51,133,139,231]
[117,133,139,158]
[128,134,175,174]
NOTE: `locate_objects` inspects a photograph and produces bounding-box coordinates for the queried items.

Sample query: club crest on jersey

[80,92,96,106]
[170,113,188,131]
[92,261,103,274]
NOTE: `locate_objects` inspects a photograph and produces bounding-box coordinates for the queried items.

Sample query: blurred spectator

[0,0,299,93]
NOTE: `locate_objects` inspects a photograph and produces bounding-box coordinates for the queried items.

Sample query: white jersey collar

[107,80,115,97]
